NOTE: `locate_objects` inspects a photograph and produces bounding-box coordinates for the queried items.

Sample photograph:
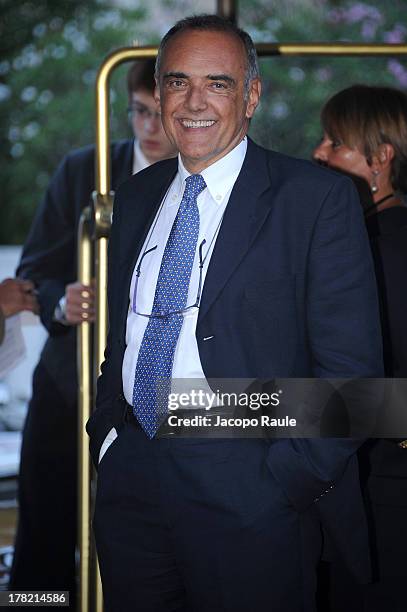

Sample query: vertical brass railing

[77,206,93,612]
[77,37,407,612]
[217,0,237,22]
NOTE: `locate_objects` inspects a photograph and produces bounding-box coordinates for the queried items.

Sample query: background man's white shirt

[132,139,150,174]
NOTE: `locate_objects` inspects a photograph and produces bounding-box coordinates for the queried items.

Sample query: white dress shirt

[122,137,247,403]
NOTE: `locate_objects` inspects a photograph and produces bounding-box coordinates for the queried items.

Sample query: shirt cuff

[53,296,69,325]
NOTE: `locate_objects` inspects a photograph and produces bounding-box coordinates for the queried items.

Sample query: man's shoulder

[244,139,360,225]
[248,138,345,190]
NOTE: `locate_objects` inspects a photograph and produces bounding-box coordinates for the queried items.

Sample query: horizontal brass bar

[256,42,407,56]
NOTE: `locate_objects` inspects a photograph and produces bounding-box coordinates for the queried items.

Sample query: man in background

[10,59,176,607]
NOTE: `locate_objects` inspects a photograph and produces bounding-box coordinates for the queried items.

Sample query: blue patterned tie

[132,174,207,437]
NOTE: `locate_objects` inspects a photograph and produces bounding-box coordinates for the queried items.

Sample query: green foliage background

[239,0,407,157]
[0,0,406,244]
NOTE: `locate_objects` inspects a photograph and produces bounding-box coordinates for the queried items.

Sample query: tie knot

[185,174,206,198]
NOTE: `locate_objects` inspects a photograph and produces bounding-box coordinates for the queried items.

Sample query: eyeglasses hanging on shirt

[132,213,224,319]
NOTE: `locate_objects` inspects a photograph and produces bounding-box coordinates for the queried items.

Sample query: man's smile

[179,119,217,128]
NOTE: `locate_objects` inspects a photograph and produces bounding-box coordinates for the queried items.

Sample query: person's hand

[0,278,38,317]
[65,281,95,325]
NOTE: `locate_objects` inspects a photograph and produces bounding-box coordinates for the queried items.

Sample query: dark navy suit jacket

[87,138,383,581]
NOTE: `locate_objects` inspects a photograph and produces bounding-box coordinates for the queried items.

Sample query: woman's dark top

[364,205,407,504]
[366,205,407,377]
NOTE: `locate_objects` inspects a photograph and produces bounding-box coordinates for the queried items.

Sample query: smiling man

[155,27,259,170]
[88,15,383,612]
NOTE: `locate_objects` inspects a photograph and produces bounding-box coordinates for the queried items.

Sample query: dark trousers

[94,419,322,612]
[9,362,77,609]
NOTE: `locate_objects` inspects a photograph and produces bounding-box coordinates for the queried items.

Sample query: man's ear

[246,78,261,119]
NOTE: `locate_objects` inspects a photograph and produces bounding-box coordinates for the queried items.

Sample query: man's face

[155,29,261,173]
[129,88,177,164]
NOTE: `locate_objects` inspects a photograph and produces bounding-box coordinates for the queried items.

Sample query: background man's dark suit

[88,138,383,610]
[11,140,133,596]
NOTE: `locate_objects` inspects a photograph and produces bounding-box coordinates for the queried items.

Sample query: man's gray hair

[155,14,259,97]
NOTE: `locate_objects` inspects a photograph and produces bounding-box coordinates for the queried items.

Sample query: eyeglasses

[132,240,207,318]
[127,102,161,122]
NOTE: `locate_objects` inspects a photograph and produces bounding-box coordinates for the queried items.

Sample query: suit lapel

[198,139,273,321]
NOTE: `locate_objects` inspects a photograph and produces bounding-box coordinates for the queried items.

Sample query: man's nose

[184,85,208,112]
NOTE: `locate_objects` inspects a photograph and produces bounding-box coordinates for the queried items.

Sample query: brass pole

[77,206,93,612]
[216,0,237,23]
[79,38,407,612]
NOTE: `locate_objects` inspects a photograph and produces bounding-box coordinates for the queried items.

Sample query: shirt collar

[132,139,150,175]
[169,137,247,207]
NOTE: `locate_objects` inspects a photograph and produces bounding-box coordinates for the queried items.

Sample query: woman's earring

[371,170,379,194]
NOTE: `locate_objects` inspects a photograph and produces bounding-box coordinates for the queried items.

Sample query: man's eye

[331,140,342,149]
[211,82,227,89]
[169,80,185,88]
